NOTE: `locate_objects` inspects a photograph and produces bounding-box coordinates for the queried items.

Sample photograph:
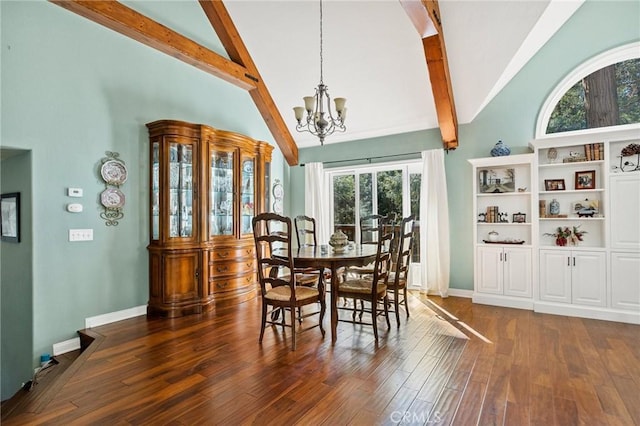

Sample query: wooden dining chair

[294,214,346,296]
[348,213,396,278]
[337,222,392,342]
[252,213,326,351]
[294,215,317,248]
[387,215,415,325]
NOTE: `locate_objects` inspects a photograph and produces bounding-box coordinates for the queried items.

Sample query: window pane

[547,58,640,134]
[410,173,421,221]
[377,170,402,222]
[410,173,422,262]
[359,173,373,218]
[333,175,356,241]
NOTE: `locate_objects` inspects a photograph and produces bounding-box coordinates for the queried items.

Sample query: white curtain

[419,149,450,296]
[305,162,331,244]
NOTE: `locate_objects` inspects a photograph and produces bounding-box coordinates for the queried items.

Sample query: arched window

[536,42,640,138]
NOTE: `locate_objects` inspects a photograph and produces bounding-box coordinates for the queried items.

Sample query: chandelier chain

[319,0,323,84]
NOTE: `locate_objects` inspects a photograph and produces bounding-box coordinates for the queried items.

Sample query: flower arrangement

[545,225,587,246]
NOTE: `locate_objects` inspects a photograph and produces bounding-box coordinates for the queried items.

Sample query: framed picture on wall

[1,192,20,243]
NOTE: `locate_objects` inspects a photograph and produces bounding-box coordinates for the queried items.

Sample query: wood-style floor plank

[3,293,639,425]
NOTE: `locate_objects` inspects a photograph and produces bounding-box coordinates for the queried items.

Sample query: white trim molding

[536,41,640,139]
[85,305,147,328]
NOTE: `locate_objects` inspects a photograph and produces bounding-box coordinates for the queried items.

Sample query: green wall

[1,151,33,400]
[0,0,638,401]
[0,0,284,399]
[291,0,640,292]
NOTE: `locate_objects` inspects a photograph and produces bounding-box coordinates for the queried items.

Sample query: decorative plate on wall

[100,188,126,209]
[100,160,128,185]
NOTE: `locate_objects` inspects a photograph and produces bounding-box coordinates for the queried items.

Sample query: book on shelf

[485,205,499,223]
[584,142,604,161]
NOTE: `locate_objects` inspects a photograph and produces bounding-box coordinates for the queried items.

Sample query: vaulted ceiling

[51,0,584,165]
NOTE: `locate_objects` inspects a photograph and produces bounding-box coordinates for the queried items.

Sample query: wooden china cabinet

[147,120,273,317]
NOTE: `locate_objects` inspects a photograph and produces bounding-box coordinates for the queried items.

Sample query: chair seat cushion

[280,273,319,286]
[387,272,407,288]
[265,285,319,302]
[338,278,386,295]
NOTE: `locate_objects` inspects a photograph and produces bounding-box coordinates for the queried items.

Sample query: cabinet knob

[216,282,228,289]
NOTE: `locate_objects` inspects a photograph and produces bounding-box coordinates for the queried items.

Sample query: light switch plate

[69,229,93,242]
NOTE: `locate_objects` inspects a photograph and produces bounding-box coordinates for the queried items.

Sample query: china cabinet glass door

[264,161,271,214]
[240,156,255,235]
[169,141,194,238]
[210,149,235,237]
[151,142,160,240]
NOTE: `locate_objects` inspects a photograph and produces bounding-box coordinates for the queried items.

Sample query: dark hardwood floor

[3,292,639,425]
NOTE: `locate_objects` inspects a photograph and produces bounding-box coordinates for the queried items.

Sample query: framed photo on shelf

[478,168,515,193]
[1,192,20,243]
[544,179,566,191]
[512,212,526,223]
[575,170,595,190]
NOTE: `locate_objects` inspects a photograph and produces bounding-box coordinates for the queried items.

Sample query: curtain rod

[300,151,423,167]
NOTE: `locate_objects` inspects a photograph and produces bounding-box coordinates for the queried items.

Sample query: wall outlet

[69,229,93,242]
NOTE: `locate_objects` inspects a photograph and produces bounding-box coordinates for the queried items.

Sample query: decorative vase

[328,229,349,253]
[488,231,499,242]
[490,140,511,157]
[549,198,560,215]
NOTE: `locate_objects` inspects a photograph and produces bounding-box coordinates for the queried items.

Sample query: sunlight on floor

[414,294,493,344]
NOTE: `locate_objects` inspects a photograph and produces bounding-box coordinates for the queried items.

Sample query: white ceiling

[123,0,584,149]
[223,0,583,148]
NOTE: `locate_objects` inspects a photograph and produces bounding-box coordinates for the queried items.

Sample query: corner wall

[1,151,33,400]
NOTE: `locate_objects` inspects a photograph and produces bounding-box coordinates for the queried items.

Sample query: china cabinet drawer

[210,259,255,276]
[209,273,255,293]
[209,246,255,262]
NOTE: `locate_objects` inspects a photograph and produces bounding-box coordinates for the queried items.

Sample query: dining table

[274,245,378,344]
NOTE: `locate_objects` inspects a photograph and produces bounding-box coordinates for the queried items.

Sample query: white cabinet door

[504,247,532,297]
[572,251,606,307]
[540,249,572,303]
[477,246,503,294]
[610,175,640,250]
[611,252,640,311]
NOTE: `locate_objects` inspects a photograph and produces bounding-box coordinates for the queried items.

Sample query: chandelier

[293,0,347,145]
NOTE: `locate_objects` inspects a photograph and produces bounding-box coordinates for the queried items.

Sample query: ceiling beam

[49,0,257,91]
[400,0,458,150]
[50,0,299,165]
[199,1,298,166]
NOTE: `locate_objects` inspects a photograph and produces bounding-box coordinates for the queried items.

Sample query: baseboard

[472,293,535,310]
[84,305,147,328]
[447,288,473,298]
[534,302,640,325]
[51,305,146,356]
[408,287,473,298]
[52,338,81,356]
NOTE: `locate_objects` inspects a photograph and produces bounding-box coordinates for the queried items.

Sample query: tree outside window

[547,58,640,133]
